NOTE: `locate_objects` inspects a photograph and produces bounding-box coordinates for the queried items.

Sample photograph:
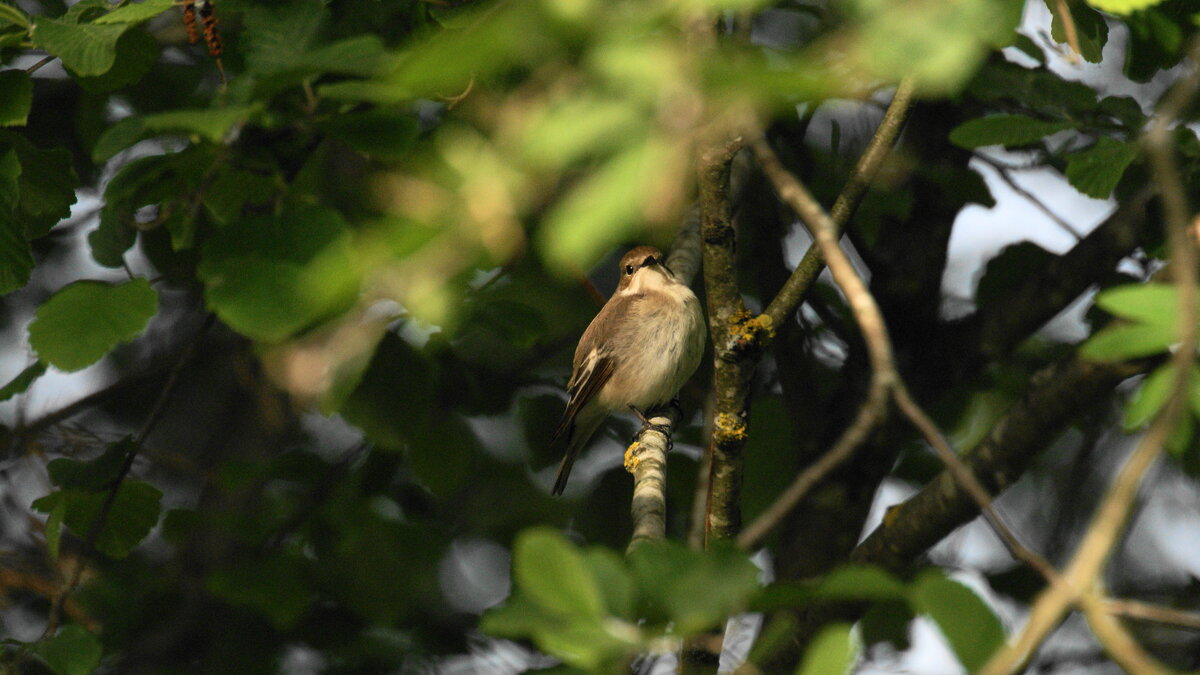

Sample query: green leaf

[0,2,31,29]
[1087,0,1168,14]
[1095,283,1179,326]
[584,548,636,619]
[32,16,130,76]
[34,625,102,675]
[71,28,159,94]
[94,0,175,24]
[948,115,1074,149]
[976,242,1058,309]
[753,565,908,611]
[911,573,1004,672]
[93,106,258,163]
[207,554,311,629]
[47,438,132,490]
[796,622,857,675]
[513,527,604,618]
[44,497,65,559]
[0,70,32,127]
[32,480,163,558]
[2,133,78,238]
[629,540,761,635]
[240,0,327,75]
[0,145,17,210]
[1065,137,1139,199]
[1079,322,1174,361]
[202,167,277,224]
[28,279,159,372]
[198,204,360,342]
[539,138,669,273]
[0,208,32,294]
[0,361,45,402]
[1125,363,1177,431]
[320,109,420,162]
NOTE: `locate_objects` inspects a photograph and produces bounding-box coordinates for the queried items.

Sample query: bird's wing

[552,348,614,443]
[551,294,634,442]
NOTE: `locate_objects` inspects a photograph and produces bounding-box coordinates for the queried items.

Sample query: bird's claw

[628,405,674,451]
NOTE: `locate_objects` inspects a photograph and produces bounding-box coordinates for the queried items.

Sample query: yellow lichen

[624,442,640,473]
[713,412,748,444]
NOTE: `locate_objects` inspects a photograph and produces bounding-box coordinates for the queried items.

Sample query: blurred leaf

[208,554,311,629]
[93,106,259,163]
[742,396,799,525]
[28,279,158,372]
[34,625,102,675]
[47,438,132,490]
[198,204,360,342]
[753,565,908,611]
[1124,8,1185,81]
[1088,0,1168,15]
[0,70,32,127]
[321,109,420,162]
[1124,363,1175,431]
[1095,283,1180,325]
[0,360,45,401]
[32,16,130,76]
[519,97,643,169]
[948,115,1073,149]
[1065,137,1138,199]
[28,279,157,371]
[0,209,32,294]
[202,167,277,224]
[240,0,327,74]
[94,0,174,24]
[583,547,636,619]
[629,540,760,635]
[32,480,163,558]
[859,601,913,651]
[796,622,857,675]
[540,138,670,273]
[1080,322,1174,361]
[911,573,1004,672]
[852,0,1024,93]
[514,527,604,618]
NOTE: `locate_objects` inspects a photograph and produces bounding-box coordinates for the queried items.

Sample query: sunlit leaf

[513,527,605,618]
[796,623,857,675]
[1079,322,1174,361]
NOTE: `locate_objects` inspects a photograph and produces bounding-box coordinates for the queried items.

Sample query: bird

[550,245,706,496]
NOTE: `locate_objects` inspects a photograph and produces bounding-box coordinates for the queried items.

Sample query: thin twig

[974,153,1084,239]
[1080,589,1169,675]
[1052,0,1083,64]
[892,384,1059,582]
[24,55,56,74]
[761,78,916,330]
[1107,599,1200,632]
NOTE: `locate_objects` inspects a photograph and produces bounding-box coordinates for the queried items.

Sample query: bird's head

[616,245,672,292]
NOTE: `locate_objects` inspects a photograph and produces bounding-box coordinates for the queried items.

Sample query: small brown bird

[551,245,706,495]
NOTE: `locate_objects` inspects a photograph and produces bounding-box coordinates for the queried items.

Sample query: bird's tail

[551,447,576,496]
[550,410,603,496]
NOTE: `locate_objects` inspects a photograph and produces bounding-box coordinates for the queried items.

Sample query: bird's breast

[597,285,705,410]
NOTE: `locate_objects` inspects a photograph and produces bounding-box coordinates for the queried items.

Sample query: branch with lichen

[626,407,677,552]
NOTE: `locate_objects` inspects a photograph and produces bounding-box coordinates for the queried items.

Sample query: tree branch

[626,408,677,552]
[761,78,916,330]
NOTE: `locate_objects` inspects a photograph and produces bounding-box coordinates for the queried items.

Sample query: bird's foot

[624,442,640,473]
[628,405,673,451]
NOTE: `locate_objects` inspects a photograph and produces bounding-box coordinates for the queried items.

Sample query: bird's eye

[625,265,634,275]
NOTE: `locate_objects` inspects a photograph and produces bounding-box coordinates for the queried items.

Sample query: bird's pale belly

[596,297,704,411]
